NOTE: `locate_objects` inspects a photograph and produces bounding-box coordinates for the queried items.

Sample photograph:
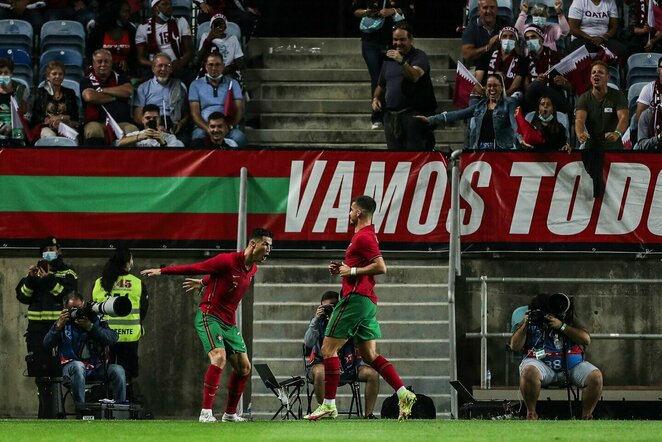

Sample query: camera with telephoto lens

[322,304,334,319]
[527,293,571,327]
[527,308,546,326]
[69,297,132,324]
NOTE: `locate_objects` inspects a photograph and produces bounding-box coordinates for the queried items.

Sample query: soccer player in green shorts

[304,195,417,421]
[142,228,273,423]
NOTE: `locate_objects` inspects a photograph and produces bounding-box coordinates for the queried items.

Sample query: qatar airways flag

[548,46,591,95]
[453,61,479,109]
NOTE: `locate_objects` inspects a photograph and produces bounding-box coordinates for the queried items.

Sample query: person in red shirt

[141,228,272,423]
[304,195,416,421]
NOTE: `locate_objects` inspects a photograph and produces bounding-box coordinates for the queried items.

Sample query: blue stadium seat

[196,20,210,50]
[0,48,33,85]
[226,21,242,42]
[627,52,662,87]
[627,81,649,113]
[510,305,528,333]
[171,0,192,22]
[40,20,86,53]
[0,19,33,53]
[39,49,84,83]
[34,136,78,147]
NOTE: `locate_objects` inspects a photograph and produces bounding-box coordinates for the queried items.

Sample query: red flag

[224,80,238,125]
[102,106,124,145]
[622,127,632,150]
[549,46,591,95]
[453,61,479,109]
[515,107,545,146]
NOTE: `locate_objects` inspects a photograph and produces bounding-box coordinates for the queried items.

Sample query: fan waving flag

[622,127,632,150]
[10,96,33,145]
[515,106,545,146]
[453,61,479,109]
[102,106,124,145]
[548,46,591,95]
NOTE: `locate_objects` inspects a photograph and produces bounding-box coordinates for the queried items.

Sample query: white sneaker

[371,122,383,130]
[199,409,217,423]
[222,412,248,422]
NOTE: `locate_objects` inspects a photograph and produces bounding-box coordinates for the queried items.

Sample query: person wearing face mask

[0,57,28,146]
[16,236,78,417]
[415,73,522,150]
[189,52,247,147]
[132,53,189,142]
[475,27,526,98]
[525,95,571,151]
[92,247,149,386]
[135,0,194,82]
[197,13,245,83]
[522,25,572,114]
[515,0,569,52]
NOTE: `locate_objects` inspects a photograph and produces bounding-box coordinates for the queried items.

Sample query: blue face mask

[501,39,516,53]
[0,75,11,86]
[538,114,554,123]
[532,16,546,27]
[526,39,542,53]
[42,251,58,261]
[157,11,170,21]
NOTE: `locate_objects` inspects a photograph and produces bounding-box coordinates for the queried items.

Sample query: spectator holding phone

[117,103,184,147]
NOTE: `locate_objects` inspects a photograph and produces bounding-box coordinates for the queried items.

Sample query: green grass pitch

[1,419,661,441]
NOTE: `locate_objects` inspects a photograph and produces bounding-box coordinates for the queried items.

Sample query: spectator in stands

[522,24,572,113]
[635,105,662,149]
[575,60,628,151]
[136,0,194,81]
[304,291,380,419]
[30,60,80,143]
[43,291,126,406]
[43,0,95,28]
[117,103,183,147]
[525,96,571,151]
[197,13,245,83]
[189,52,246,147]
[87,1,139,79]
[568,0,627,61]
[80,49,137,145]
[635,55,662,124]
[0,57,28,145]
[372,22,436,151]
[416,73,521,150]
[353,0,407,130]
[132,53,189,142]
[461,0,510,64]
[204,0,259,43]
[516,0,569,52]
[475,26,526,98]
[510,292,603,420]
[0,0,44,32]
[201,111,238,148]
[626,0,662,53]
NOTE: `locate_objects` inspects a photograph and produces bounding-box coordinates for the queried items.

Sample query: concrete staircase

[249,260,451,419]
[243,38,465,150]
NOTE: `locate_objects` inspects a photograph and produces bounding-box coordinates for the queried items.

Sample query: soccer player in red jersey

[304,195,417,421]
[141,228,272,423]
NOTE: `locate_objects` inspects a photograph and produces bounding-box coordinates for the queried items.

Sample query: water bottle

[486,369,492,389]
[246,402,252,420]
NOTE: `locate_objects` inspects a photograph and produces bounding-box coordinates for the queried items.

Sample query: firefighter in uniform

[15,236,78,418]
[92,247,149,383]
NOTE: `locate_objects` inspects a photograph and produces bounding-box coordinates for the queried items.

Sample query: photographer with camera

[43,291,127,406]
[304,291,380,419]
[117,104,184,147]
[16,236,78,417]
[510,293,603,420]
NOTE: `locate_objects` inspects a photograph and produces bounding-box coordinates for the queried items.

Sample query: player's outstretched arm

[141,268,162,277]
[183,278,204,292]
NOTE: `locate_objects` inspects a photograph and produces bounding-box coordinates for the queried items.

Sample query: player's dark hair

[320,291,339,304]
[352,195,377,216]
[249,228,273,241]
[101,247,132,293]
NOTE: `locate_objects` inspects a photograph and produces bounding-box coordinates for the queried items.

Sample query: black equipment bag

[380,388,436,419]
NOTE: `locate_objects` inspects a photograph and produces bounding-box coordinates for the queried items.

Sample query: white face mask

[157,11,171,21]
[501,39,516,53]
[532,16,546,27]
[539,114,554,123]
[526,39,542,53]
[42,251,58,262]
[206,72,223,81]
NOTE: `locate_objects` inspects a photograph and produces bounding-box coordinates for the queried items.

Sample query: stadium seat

[11,76,30,97]
[608,65,620,88]
[39,49,84,83]
[226,21,242,42]
[0,48,33,86]
[196,20,210,50]
[171,0,192,22]
[627,53,662,87]
[0,19,33,53]
[40,20,86,53]
[34,136,79,147]
[37,78,83,120]
[467,0,514,25]
[525,111,570,140]
[627,81,649,113]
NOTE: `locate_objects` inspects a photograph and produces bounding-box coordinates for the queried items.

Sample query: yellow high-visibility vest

[92,274,143,342]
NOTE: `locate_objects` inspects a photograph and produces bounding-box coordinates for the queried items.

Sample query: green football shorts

[194,310,247,355]
[325,293,381,342]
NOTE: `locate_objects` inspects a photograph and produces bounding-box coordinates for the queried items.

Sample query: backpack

[380,387,436,419]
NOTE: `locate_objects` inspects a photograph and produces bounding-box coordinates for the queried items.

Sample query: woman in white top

[567,0,626,60]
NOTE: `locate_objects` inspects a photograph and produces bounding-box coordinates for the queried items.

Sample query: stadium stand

[0,19,33,53]
[40,20,86,54]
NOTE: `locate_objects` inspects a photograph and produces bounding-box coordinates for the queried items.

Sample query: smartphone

[37,259,49,273]
[146,120,158,130]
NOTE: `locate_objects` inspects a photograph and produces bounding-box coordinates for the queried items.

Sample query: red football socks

[370,355,404,391]
[225,371,250,414]
[323,356,341,400]
[202,364,222,409]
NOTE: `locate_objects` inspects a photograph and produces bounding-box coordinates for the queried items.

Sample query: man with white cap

[136,0,194,80]
[198,13,245,81]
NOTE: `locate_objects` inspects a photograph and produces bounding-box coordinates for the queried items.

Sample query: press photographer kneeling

[510,293,603,420]
[43,291,131,408]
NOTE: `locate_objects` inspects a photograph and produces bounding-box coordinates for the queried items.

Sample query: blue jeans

[361,40,386,124]
[63,360,126,404]
[192,127,248,147]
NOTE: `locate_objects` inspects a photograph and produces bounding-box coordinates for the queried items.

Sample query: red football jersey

[341,224,382,304]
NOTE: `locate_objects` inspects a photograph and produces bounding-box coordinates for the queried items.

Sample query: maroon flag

[622,128,632,150]
[453,61,479,109]
[549,46,591,95]
[224,80,238,125]
[515,106,545,146]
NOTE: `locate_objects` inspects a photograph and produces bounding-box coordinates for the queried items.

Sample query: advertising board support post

[448,149,462,418]
[236,166,248,415]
